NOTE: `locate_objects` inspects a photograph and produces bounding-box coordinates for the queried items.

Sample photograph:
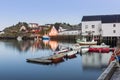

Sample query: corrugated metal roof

[82,14,120,23]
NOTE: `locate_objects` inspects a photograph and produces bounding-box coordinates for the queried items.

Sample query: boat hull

[79,42,97,45]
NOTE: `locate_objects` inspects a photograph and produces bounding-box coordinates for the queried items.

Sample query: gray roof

[82,14,120,23]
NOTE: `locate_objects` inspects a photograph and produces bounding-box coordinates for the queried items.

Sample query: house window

[92,31,95,33]
[85,31,88,33]
[92,25,95,28]
[113,30,116,33]
[85,25,88,29]
[113,24,116,27]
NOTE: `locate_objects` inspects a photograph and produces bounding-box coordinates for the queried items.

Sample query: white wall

[29,24,38,28]
[58,30,81,35]
[82,21,101,36]
[102,23,120,37]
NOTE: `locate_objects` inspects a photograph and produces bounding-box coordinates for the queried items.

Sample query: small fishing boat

[54,48,70,54]
[79,40,97,45]
[80,48,89,53]
[77,38,97,45]
[71,44,81,52]
[42,35,50,40]
[65,50,77,58]
[50,53,65,63]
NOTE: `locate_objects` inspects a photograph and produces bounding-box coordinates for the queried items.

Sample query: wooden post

[117,38,120,48]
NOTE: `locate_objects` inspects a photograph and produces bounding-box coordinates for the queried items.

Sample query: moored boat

[65,50,77,58]
[50,53,65,63]
[77,38,97,45]
[80,48,89,53]
[54,48,69,54]
[42,35,50,40]
[89,48,110,53]
[79,41,97,45]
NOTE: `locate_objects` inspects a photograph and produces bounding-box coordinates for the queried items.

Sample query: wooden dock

[27,56,52,64]
[26,53,66,64]
[97,61,120,80]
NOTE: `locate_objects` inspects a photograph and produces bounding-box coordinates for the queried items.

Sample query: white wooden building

[81,14,120,40]
[58,30,81,35]
[29,23,39,28]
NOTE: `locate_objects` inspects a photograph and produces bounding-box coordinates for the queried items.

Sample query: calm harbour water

[0,40,113,80]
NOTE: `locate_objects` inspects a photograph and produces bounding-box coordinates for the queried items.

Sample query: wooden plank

[26,58,52,63]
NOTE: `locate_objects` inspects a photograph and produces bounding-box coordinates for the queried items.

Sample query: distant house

[81,14,120,40]
[0,31,4,34]
[48,26,58,36]
[48,26,81,36]
[20,26,27,31]
[29,23,39,28]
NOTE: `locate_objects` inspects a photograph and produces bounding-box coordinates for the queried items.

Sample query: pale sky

[0,0,120,30]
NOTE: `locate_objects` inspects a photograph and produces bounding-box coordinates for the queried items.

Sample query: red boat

[50,53,65,63]
[88,48,110,53]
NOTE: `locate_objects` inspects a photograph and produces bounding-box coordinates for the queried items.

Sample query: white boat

[80,48,89,53]
[77,36,97,45]
[79,39,97,45]
[54,48,69,54]
[71,44,81,52]
[65,50,77,58]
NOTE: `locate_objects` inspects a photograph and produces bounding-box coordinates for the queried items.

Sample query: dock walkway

[110,67,120,80]
[97,61,120,80]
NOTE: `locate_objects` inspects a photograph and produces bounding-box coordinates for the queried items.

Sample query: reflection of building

[49,41,58,51]
[82,53,112,69]
[20,41,31,51]
[43,40,49,46]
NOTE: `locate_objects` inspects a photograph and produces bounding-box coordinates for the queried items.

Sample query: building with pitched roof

[81,14,120,40]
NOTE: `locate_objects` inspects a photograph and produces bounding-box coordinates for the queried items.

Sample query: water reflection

[0,40,114,80]
[0,40,32,52]
[82,52,112,70]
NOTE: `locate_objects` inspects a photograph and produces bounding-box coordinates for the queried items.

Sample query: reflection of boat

[42,35,50,40]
